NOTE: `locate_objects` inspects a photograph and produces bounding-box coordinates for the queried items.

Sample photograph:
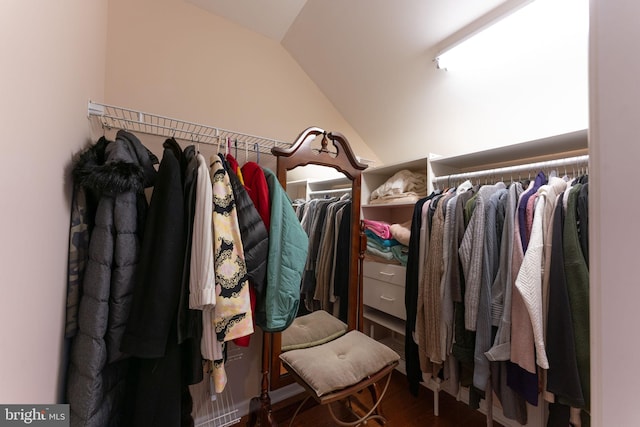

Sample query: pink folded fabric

[362,219,393,239]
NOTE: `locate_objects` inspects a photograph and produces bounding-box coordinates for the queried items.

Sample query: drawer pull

[379,295,395,302]
[379,272,395,277]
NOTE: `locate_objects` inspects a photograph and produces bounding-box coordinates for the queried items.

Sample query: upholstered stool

[280,328,400,426]
[281,310,349,352]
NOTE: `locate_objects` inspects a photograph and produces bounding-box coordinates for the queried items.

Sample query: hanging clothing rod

[87,101,292,155]
[432,154,589,187]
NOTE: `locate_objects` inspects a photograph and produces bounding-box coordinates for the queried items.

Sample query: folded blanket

[369,170,427,203]
[391,245,409,266]
[390,220,411,246]
[363,219,393,240]
[365,229,399,248]
[366,245,395,261]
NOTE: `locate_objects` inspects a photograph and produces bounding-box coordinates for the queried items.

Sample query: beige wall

[0,0,108,402]
[103,0,379,412]
[104,0,379,165]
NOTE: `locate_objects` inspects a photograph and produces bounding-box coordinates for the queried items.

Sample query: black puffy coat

[66,130,157,426]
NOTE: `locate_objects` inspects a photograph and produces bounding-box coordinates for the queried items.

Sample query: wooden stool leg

[325,369,394,426]
[367,382,386,425]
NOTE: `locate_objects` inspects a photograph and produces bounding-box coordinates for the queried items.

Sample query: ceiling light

[433,0,536,71]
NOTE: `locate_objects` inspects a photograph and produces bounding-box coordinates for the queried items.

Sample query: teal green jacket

[257,168,308,332]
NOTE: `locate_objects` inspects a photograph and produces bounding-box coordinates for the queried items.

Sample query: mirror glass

[287,164,352,319]
[270,164,357,386]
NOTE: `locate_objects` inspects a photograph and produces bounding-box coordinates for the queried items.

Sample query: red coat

[241,161,271,230]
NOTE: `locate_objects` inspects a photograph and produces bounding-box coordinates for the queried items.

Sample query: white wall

[589,1,640,425]
[0,0,108,403]
[375,0,589,163]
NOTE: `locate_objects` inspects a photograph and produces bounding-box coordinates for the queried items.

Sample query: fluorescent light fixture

[434,0,536,71]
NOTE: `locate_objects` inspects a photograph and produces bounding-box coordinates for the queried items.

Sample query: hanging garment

[241,162,271,232]
[257,168,308,332]
[459,182,506,331]
[481,182,528,424]
[222,154,268,347]
[66,130,157,427]
[450,190,476,380]
[120,138,193,427]
[209,156,254,343]
[415,198,434,373]
[301,198,334,310]
[577,182,589,267]
[508,180,539,406]
[438,192,460,392]
[473,187,508,391]
[224,154,268,294]
[546,192,583,408]
[404,196,431,396]
[486,182,524,361]
[177,145,204,386]
[189,154,225,390]
[563,184,590,417]
[518,172,547,251]
[315,197,351,311]
[65,171,95,339]
[333,203,352,322]
[420,192,454,367]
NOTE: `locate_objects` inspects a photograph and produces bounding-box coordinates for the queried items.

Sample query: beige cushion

[279,330,400,397]
[281,310,348,352]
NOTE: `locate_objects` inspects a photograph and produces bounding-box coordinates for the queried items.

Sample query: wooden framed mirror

[249,126,368,423]
[266,127,368,391]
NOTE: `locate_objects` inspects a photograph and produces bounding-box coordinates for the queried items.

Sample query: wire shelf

[87,101,292,156]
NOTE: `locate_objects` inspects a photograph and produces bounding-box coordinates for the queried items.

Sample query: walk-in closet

[2,0,639,426]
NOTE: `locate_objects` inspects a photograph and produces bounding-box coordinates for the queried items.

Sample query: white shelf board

[429,129,588,177]
[362,201,418,209]
[363,306,406,335]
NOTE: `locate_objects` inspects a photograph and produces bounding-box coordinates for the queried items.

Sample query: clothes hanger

[245,140,249,164]
[254,143,260,165]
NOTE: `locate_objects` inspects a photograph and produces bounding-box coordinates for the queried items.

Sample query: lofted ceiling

[186,0,511,161]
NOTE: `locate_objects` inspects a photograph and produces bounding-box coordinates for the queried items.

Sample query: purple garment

[518,172,546,252]
[507,361,539,406]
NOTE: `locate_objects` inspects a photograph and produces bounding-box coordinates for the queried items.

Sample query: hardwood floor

[241,370,503,427]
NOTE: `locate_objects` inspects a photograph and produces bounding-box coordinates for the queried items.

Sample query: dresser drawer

[363,277,406,320]
[363,261,406,287]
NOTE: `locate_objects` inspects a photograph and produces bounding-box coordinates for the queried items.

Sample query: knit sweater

[473,187,508,391]
[420,192,452,366]
[514,194,550,369]
[510,182,537,374]
[486,182,523,361]
[459,182,506,330]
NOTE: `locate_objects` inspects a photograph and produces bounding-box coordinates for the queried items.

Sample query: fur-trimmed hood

[73,130,158,194]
